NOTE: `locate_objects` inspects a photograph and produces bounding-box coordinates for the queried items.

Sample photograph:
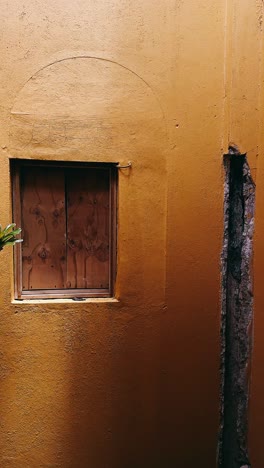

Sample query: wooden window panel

[12,161,117,300]
[21,166,66,291]
[66,168,110,290]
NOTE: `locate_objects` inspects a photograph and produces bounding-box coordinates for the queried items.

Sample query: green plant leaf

[4,223,16,232]
[0,223,23,251]
[1,234,17,242]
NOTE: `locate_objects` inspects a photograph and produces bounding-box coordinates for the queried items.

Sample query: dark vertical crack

[218,148,255,468]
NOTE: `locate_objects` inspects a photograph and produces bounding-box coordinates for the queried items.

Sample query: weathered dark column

[218,148,255,468]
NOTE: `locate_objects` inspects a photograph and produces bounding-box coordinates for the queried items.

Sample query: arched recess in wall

[9,56,167,304]
[9,56,166,163]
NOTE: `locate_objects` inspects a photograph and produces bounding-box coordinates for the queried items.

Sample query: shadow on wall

[63,308,162,468]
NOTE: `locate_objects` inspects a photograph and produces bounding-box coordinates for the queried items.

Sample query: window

[12,160,117,299]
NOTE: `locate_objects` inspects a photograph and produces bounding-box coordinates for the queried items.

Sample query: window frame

[11,159,117,300]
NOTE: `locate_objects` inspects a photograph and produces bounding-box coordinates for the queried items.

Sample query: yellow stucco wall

[0,1,263,467]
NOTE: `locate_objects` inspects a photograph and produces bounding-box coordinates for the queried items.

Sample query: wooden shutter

[21,166,67,291]
[13,162,116,299]
[66,168,110,289]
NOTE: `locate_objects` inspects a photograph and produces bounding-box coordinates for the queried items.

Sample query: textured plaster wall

[0,0,263,467]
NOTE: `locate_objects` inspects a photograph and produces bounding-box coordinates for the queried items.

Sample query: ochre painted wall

[0,1,263,467]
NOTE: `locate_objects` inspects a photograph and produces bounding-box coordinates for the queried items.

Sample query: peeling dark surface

[218,150,255,468]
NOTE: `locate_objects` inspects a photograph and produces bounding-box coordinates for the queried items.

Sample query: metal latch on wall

[116,162,132,169]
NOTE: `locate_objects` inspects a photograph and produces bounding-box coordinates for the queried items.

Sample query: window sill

[12,297,119,305]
